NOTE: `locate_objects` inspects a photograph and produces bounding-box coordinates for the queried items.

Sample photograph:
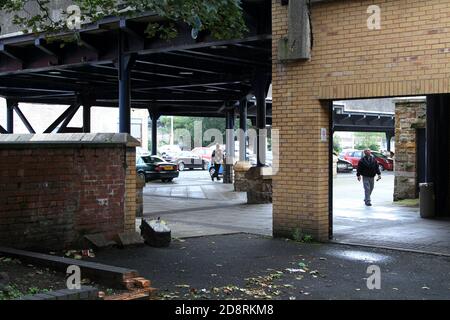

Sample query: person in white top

[211,143,224,181]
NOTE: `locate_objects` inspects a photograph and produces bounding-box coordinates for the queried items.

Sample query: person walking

[211,143,223,181]
[357,149,381,206]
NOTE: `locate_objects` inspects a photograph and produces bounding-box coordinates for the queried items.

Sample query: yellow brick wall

[124,148,137,232]
[272,0,450,240]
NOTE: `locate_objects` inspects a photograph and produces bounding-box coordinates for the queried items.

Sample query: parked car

[340,150,393,171]
[337,158,354,173]
[191,147,212,163]
[371,151,394,171]
[173,151,209,171]
[208,162,224,178]
[136,155,179,182]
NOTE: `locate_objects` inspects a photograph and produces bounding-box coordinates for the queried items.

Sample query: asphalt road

[94,233,450,300]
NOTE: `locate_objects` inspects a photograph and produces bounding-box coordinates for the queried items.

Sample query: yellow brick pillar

[124,135,140,232]
[272,0,330,242]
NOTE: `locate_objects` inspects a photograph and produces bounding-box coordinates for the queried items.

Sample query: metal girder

[14,105,36,134]
[0,44,23,64]
[34,38,58,59]
[57,103,81,133]
[44,104,79,133]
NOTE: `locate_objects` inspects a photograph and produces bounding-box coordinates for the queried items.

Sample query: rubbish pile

[140,217,171,247]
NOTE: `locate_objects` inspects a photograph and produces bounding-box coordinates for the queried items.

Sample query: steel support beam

[83,104,91,133]
[6,100,16,133]
[44,104,79,133]
[118,31,135,134]
[150,112,160,155]
[239,99,248,161]
[224,108,236,184]
[14,105,35,134]
[252,72,271,167]
[385,131,393,152]
[58,103,81,133]
[0,124,7,134]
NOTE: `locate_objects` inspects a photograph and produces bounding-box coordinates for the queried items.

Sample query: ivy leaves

[0,0,248,40]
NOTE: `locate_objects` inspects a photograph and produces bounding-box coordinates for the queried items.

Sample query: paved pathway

[141,170,450,255]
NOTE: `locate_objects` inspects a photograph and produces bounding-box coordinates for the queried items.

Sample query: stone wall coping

[392,97,426,104]
[0,133,140,147]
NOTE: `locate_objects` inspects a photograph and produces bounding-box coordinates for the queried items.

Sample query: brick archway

[272,0,450,241]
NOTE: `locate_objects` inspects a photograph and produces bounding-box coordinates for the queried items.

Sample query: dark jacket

[357,155,381,177]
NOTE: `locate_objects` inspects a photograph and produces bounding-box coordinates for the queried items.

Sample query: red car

[340,150,393,171]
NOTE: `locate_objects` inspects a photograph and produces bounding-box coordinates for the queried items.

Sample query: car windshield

[180,151,192,157]
[142,156,165,164]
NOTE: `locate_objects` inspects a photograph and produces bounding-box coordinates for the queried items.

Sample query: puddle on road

[327,249,392,263]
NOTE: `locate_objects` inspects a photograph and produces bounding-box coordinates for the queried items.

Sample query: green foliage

[291,228,314,243]
[354,132,384,151]
[0,0,248,41]
[159,116,226,148]
[333,135,342,153]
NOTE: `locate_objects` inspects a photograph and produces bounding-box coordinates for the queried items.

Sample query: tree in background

[333,134,342,153]
[159,116,226,148]
[354,132,384,151]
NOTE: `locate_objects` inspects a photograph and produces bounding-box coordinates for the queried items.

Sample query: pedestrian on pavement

[211,143,223,181]
[357,149,381,206]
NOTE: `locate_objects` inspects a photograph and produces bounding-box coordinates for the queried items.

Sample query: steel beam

[58,103,81,133]
[252,72,271,167]
[83,104,91,133]
[224,108,236,184]
[118,31,135,134]
[44,104,79,133]
[239,99,248,161]
[14,105,35,134]
[6,100,16,133]
[150,112,160,155]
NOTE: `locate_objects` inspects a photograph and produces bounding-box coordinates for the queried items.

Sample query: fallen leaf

[285,268,303,273]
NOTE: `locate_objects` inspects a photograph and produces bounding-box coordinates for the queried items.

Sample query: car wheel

[379,164,385,172]
[202,161,208,170]
[178,162,185,171]
[161,179,167,182]
[167,178,173,182]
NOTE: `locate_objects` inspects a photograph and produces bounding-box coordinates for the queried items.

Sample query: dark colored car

[136,155,179,182]
[337,158,354,173]
[173,151,209,171]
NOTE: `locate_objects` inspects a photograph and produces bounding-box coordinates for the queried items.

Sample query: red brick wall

[0,146,127,250]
